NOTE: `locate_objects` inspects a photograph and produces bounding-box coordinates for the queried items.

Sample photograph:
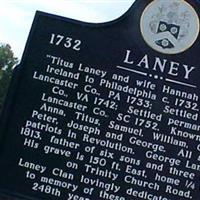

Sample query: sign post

[0,0,200,199]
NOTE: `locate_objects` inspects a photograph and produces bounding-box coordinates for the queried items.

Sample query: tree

[0,43,18,111]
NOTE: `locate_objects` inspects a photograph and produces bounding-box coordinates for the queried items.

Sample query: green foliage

[0,43,18,111]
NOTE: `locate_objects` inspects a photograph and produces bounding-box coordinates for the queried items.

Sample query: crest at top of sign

[140,0,200,54]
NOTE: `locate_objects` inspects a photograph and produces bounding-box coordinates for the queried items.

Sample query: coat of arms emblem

[140,0,199,54]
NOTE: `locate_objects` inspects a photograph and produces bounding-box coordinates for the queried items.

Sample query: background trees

[0,43,18,111]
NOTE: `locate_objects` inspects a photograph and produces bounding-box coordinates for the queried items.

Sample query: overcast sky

[0,0,134,59]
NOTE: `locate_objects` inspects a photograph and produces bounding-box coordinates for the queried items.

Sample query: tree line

[0,43,18,112]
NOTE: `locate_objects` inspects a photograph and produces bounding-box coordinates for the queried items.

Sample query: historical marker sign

[0,0,200,199]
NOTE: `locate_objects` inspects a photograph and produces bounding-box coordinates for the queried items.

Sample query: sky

[0,0,135,59]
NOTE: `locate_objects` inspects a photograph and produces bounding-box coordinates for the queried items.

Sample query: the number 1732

[49,33,81,51]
